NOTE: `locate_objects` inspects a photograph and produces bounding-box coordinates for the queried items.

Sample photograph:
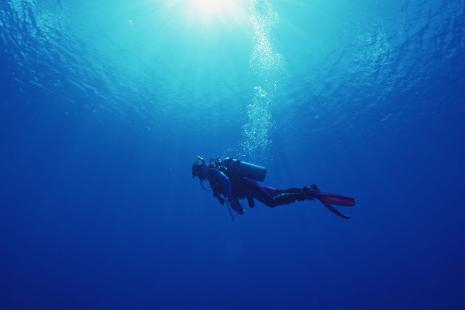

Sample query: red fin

[319,194,355,207]
[320,200,351,220]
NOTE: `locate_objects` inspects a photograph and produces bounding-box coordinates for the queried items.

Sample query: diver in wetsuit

[192,156,356,219]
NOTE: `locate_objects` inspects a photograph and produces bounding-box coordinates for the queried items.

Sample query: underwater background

[2,0,465,309]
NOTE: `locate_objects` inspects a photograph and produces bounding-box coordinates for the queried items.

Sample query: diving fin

[311,184,355,207]
[319,194,355,207]
[320,200,351,220]
[310,184,354,219]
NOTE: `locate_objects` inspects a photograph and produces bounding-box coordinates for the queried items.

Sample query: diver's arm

[208,168,233,198]
[208,168,244,214]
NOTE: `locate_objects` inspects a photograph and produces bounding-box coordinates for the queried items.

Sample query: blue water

[2,1,465,309]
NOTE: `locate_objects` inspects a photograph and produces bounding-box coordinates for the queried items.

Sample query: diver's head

[192,156,207,180]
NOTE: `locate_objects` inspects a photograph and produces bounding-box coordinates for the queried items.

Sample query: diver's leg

[254,185,308,207]
[263,187,302,195]
[239,179,278,207]
[242,179,318,208]
[248,184,276,207]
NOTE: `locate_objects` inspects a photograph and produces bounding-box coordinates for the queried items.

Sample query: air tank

[221,157,267,182]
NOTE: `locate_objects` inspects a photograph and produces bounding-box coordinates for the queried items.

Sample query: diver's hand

[228,198,245,215]
[213,192,225,205]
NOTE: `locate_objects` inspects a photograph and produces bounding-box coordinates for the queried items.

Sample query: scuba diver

[192,156,356,220]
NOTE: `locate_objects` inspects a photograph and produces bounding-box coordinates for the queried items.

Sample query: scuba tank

[214,157,267,182]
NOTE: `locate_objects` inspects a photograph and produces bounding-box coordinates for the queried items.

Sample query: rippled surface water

[3,1,463,147]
